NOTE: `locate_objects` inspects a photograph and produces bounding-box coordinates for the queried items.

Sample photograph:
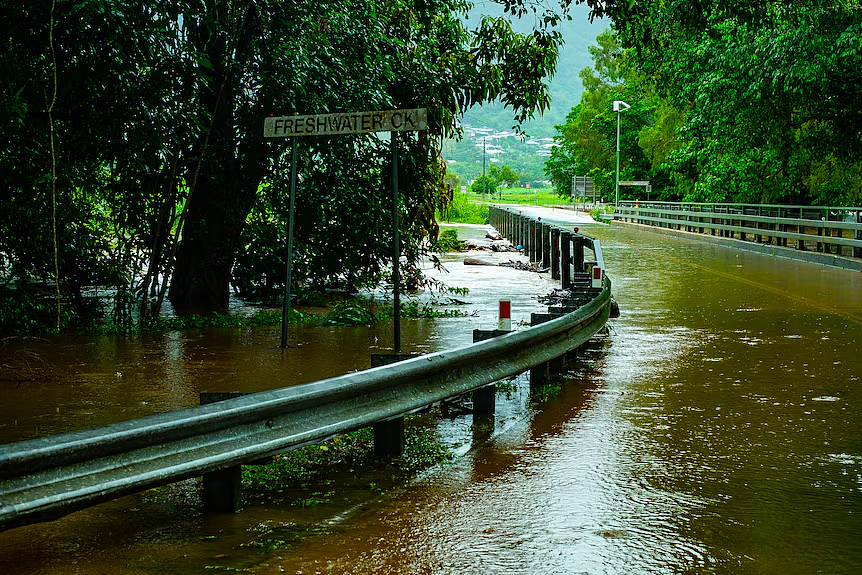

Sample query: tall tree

[595,0,862,204]
[545,31,660,201]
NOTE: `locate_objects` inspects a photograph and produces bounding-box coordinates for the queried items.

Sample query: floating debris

[498,260,540,272]
[463,257,497,266]
[489,242,519,252]
[538,288,577,305]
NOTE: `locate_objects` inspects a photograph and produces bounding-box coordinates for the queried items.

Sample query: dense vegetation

[9,0,850,334]
[547,1,862,207]
[1,0,592,333]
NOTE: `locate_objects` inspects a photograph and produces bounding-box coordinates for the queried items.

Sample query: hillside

[443,4,605,185]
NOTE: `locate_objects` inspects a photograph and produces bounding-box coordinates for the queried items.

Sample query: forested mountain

[442,3,604,184]
[462,3,604,138]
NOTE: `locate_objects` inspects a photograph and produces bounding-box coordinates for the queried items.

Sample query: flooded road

[2,207,861,573]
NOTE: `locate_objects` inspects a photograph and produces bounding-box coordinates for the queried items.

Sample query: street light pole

[613,100,630,206]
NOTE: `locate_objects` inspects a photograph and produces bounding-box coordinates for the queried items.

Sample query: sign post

[280,137,298,348]
[265,108,428,350]
[391,132,401,352]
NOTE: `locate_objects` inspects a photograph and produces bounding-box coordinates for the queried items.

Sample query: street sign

[264,108,427,138]
[268,107,427,350]
[572,175,594,198]
[619,180,650,186]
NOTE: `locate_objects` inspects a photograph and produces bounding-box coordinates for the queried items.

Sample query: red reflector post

[498,300,511,331]
[591,266,602,288]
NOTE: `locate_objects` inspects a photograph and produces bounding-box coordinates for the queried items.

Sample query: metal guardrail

[0,255,611,532]
[616,201,862,261]
[488,205,606,289]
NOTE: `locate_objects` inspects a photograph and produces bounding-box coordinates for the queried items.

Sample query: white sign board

[265,108,428,138]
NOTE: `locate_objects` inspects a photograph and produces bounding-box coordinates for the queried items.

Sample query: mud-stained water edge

[1,207,861,574]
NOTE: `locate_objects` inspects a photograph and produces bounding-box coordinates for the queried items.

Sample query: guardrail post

[572,235,585,273]
[530,362,549,387]
[560,231,572,289]
[541,223,551,269]
[203,467,243,514]
[535,221,543,265]
[548,354,566,374]
[519,215,527,250]
[473,386,495,414]
[200,391,248,513]
[551,228,561,280]
[530,220,539,262]
[470,302,516,413]
[528,315,553,386]
[374,417,405,456]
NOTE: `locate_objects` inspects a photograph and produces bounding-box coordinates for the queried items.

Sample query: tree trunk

[168,2,266,315]
[168,175,252,314]
[168,133,267,314]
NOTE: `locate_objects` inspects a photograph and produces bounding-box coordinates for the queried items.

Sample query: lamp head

[613,100,631,112]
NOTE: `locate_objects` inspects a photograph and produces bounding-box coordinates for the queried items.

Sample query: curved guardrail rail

[0,277,611,532]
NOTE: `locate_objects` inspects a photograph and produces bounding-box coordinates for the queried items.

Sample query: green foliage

[0,289,84,335]
[491,188,565,205]
[443,170,461,192]
[489,164,521,188]
[399,299,468,319]
[322,300,378,326]
[430,229,467,252]
[495,377,519,394]
[470,174,498,197]
[529,382,562,406]
[241,424,452,502]
[436,188,488,224]
[545,30,665,203]
[240,523,320,550]
[147,309,308,331]
[589,205,614,223]
[0,0,579,334]
[554,2,862,206]
[320,296,467,326]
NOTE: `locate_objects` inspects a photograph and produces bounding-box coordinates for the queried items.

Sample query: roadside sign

[268,107,427,351]
[265,108,427,138]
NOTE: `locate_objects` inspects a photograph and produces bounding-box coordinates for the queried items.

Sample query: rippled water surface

[1,208,860,574]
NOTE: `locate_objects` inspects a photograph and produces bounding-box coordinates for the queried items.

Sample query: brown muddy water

[1,207,861,574]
